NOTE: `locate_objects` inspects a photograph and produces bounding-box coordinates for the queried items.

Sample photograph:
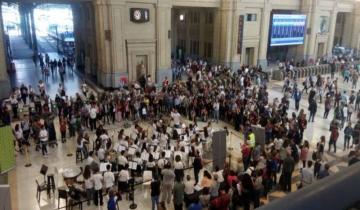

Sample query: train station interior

[1,0,360,210]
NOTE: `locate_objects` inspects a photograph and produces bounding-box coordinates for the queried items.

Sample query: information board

[270,14,307,46]
[0,126,15,174]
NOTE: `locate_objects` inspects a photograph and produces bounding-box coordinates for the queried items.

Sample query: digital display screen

[270,14,307,46]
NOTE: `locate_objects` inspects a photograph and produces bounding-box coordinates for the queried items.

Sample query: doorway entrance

[317,43,325,58]
[245,47,255,66]
[171,7,215,62]
[136,55,148,80]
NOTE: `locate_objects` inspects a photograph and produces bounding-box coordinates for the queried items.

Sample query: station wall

[90,0,360,88]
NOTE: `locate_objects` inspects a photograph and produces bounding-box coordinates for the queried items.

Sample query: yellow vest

[248,133,255,148]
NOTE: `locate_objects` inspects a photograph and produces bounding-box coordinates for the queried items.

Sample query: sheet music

[129,161,138,170]
[194,184,203,191]
[153,152,160,160]
[165,150,171,159]
[184,146,189,154]
[100,163,111,172]
[166,127,172,134]
[143,170,153,182]
[117,145,126,152]
[141,152,149,161]
[128,147,136,155]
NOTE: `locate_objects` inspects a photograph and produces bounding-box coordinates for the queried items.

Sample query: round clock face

[134,10,141,20]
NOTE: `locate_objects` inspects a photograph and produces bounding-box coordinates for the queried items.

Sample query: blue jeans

[213,110,219,122]
[151,196,159,210]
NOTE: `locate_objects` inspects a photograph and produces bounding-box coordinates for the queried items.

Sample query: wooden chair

[69,198,83,210]
[35,179,48,202]
[75,149,83,163]
[58,187,68,209]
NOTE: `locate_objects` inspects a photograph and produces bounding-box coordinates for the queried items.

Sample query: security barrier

[272,64,331,81]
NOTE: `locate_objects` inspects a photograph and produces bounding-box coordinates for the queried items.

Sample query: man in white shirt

[213,101,220,123]
[117,151,128,170]
[157,151,167,175]
[100,132,110,146]
[103,165,115,192]
[212,166,224,183]
[118,164,130,195]
[171,109,181,128]
[184,175,195,195]
[301,160,315,188]
[91,171,104,206]
[39,126,48,156]
[97,147,106,162]
[86,151,95,165]
[184,175,195,206]
[89,105,97,130]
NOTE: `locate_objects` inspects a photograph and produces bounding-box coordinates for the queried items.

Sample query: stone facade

[1,0,360,90]
[88,0,360,88]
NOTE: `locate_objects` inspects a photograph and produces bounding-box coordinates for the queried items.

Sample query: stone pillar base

[230,62,241,71]
[97,71,128,89]
[0,79,11,100]
[257,59,268,69]
[219,62,241,72]
[157,68,172,84]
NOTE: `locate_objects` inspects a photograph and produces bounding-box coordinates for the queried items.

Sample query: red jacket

[330,128,339,141]
[210,193,230,210]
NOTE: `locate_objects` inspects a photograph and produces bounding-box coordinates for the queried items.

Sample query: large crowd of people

[1,55,360,210]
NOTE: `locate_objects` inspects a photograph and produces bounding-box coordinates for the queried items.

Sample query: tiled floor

[7,36,359,210]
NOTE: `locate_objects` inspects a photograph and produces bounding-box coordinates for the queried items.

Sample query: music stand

[40,164,48,183]
[128,178,137,209]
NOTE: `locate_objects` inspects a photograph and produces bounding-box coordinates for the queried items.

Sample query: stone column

[341,13,354,48]
[350,2,360,52]
[214,0,234,67]
[86,3,98,77]
[303,0,319,61]
[72,4,82,69]
[18,5,26,42]
[258,3,271,68]
[199,9,205,57]
[19,4,32,48]
[326,8,338,55]
[94,0,127,88]
[94,0,111,87]
[0,6,11,99]
[156,0,172,82]
[30,6,38,53]
[212,8,221,63]
[26,12,33,48]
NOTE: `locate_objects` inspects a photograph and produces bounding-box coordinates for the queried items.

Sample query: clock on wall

[130,8,150,23]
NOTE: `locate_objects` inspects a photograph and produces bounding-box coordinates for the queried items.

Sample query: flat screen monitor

[270,14,307,47]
